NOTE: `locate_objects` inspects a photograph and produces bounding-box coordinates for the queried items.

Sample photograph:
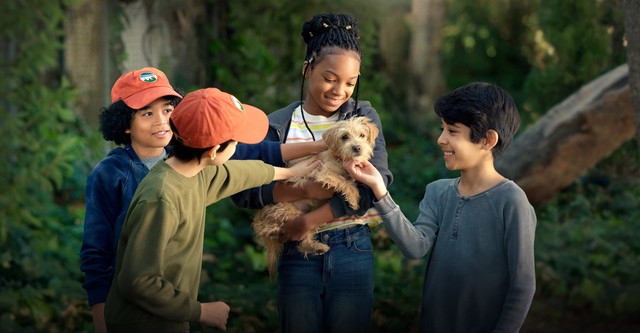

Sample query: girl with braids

[232,13,393,333]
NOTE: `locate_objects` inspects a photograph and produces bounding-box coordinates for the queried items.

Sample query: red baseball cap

[111,67,182,109]
[170,88,268,148]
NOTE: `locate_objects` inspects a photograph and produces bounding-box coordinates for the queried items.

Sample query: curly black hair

[98,93,182,145]
[299,13,363,113]
[301,13,361,64]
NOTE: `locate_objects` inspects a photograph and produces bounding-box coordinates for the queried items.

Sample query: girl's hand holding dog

[344,160,388,200]
[277,203,333,243]
[273,169,334,203]
[301,179,335,200]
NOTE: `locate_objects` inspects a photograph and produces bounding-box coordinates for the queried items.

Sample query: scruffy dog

[252,116,379,278]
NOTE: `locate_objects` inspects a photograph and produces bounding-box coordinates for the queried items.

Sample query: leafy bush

[534,140,640,319]
[1,1,638,332]
[0,1,98,332]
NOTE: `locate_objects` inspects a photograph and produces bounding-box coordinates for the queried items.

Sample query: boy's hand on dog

[289,158,321,178]
[199,301,230,331]
[344,160,388,200]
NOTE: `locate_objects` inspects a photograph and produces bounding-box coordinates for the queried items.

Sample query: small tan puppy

[252,117,379,278]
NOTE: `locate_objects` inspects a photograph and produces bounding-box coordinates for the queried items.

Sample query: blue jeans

[277,224,374,333]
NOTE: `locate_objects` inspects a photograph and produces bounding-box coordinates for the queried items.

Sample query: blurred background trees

[1,0,638,332]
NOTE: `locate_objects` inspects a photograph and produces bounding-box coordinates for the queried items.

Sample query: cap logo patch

[231,95,244,111]
[139,72,158,83]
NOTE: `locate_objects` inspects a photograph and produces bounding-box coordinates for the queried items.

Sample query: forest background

[1,0,640,332]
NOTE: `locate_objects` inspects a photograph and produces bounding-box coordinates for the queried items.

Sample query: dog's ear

[364,118,379,146]
[322,124,340,147]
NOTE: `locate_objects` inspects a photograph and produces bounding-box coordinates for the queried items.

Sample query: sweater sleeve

[232,141,284,166]
[205,160,275,205]
[115,199,202,323]
[80,164,120,306]
[376,185,439,259]
[494,189,537,332]
[229,144,281,209]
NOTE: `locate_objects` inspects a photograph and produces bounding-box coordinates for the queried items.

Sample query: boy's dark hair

[300,13,362,110]
[168,119,232,163]
[99,92,182,145]
[434,82,520,157]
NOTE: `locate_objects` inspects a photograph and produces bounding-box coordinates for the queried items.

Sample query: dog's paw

[298,241,330,256]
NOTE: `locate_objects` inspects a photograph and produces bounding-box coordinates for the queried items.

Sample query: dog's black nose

[352,146,361,154]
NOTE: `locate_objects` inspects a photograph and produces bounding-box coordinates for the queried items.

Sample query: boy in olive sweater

[104,88,319,333]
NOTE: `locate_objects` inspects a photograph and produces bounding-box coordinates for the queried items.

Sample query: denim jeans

[277,224,374,333]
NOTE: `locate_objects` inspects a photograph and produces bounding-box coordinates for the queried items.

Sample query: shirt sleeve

[375,185,439,259]
[80,166,120,305]
[114,199,202,322]
[232,141,284,166]
[204,160,275,205]
[494,191,537,332]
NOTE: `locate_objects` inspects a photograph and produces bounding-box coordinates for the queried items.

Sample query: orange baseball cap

[111,67,182,109]
[170,88,268,148]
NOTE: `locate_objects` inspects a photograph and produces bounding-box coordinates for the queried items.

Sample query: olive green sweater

[105,160,274,333]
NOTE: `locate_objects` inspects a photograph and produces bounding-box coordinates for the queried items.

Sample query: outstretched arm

[272,158,321,181]
[281,140,326,162]
[344,160,388,199]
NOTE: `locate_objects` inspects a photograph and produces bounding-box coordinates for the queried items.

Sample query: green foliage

[386,133,456,219]
[0,0,97,332]
[371,230,425,332]
[206,0,390,115]
[441,0,534,108]
[534,141,640,318]
[521,0,627,122]
[441,0,627,126]
[2,0,638,332]
[195,198,279,333]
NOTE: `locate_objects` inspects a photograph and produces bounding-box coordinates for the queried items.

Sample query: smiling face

[302,50,360,117]
[126,97,174,158]
[437,119,488,171]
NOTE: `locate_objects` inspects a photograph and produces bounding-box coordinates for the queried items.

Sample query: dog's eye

[341,134,349,141]
[359,133,366,138]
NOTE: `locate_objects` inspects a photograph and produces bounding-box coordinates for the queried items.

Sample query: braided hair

[300,13,362,113]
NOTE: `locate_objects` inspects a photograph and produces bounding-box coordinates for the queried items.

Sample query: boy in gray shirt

[345,82,536,332]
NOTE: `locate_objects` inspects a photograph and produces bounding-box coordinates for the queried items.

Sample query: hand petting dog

[344,159,388,200]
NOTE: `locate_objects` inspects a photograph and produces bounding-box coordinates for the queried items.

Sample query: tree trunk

[495,64,634,205]
[407,0,446,134]
[65,0,110,127]
[623,0,640,151]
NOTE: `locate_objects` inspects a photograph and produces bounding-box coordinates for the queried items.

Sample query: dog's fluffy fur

[252,117,379,278]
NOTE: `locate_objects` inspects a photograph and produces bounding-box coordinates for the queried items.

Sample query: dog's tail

[265,240,283,280]
[253,202,305,280]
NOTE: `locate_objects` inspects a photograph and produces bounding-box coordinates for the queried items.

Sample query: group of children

[80,12,536,333]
